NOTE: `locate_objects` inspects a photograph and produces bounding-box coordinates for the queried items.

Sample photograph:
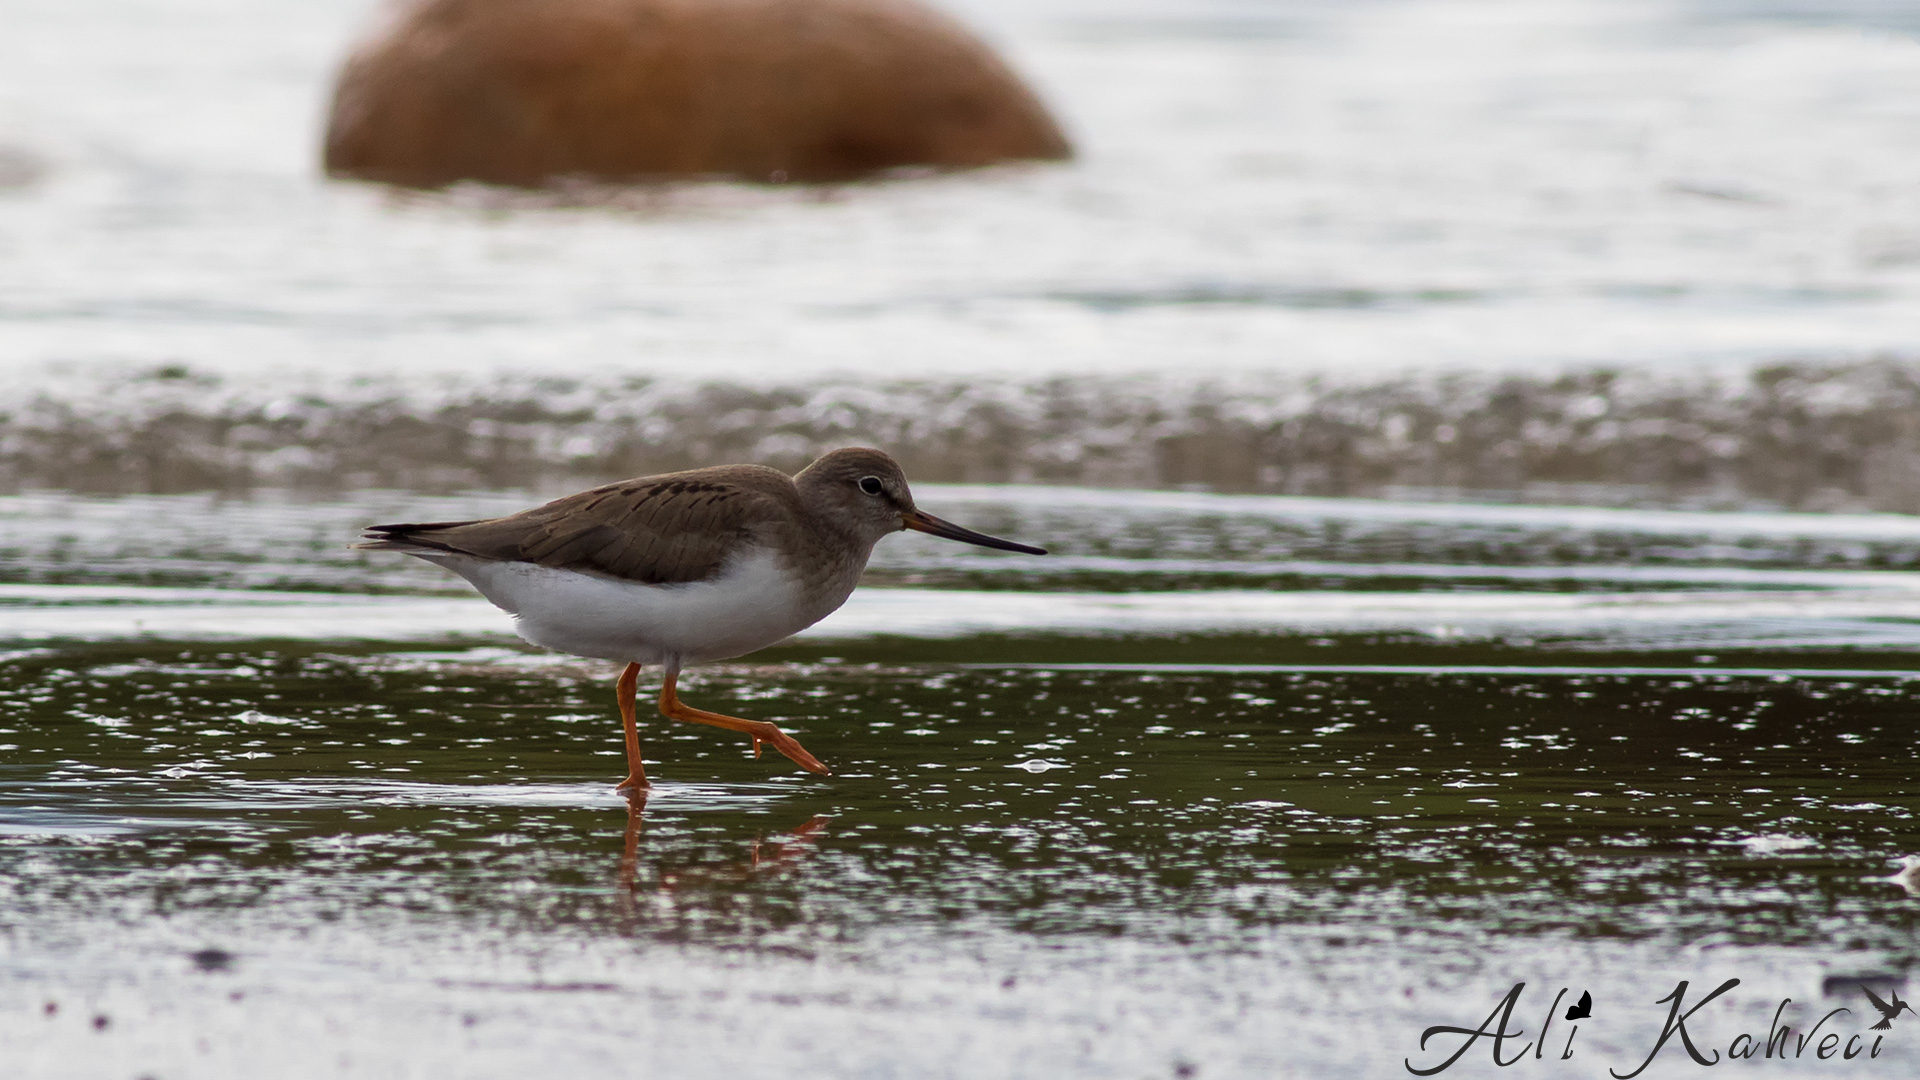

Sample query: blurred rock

[323,0,1072,187]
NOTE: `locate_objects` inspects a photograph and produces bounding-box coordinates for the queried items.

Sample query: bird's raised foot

[657,683,830,776]
[740,720,831,776]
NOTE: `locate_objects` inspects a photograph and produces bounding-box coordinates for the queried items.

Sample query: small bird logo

[1565,991,1593,1021]
[1860,984,1916,1031]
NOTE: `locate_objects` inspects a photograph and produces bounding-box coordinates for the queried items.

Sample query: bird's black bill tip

[902,509,1047,555]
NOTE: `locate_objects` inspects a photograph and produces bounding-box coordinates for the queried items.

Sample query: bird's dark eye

[858,476,884,497]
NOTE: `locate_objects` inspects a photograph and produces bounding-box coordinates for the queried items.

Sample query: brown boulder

[323,0,1072,187]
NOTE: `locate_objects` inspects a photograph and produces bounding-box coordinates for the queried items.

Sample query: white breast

[417,547,848,665]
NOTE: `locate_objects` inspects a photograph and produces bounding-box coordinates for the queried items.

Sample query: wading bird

[356,448,1046,789]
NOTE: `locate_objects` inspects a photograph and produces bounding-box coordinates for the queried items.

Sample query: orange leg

[658,667,830,776]
[616,661,648,791]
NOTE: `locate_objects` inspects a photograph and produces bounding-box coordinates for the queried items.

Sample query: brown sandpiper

[354,447,1047,789]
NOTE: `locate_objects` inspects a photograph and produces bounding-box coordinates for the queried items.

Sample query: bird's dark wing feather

[355,468,795,585]
[1861,984,1896,1016]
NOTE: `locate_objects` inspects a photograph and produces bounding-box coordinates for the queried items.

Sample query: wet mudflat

[2,636,1918,1077]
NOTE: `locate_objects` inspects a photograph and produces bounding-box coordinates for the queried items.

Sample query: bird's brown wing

[356,468,796,585]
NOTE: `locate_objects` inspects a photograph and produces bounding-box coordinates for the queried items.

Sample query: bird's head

[795,447,1047,555]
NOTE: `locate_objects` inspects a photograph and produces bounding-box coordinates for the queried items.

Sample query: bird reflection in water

[616,789,830,922]
[1884,855,1920,898]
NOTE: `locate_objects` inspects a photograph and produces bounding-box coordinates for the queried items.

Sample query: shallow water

[3,487,1920,1076]
[3,643,1918,1077]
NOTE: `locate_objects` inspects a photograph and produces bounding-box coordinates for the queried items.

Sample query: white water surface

[5,0,1920,395]
[940,484,1920,540]
[11,579,1920,652]
[13,484,1920,650]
